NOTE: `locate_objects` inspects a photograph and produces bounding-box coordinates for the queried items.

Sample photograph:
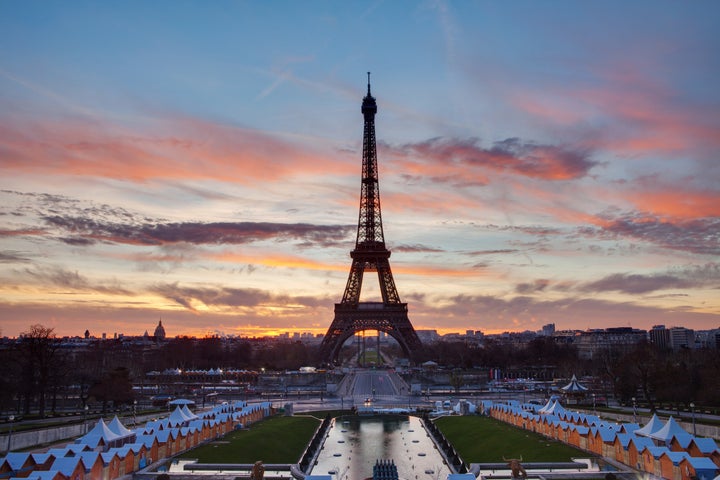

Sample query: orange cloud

[624,188,720,219]
[208,251,345,271]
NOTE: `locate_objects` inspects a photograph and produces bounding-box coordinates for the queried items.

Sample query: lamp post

[83,405,89,434]
[632,397,637,424]
[133,400,137,427]
[5,415,14,455]
[592,393,596,415]
[690,402,696,436]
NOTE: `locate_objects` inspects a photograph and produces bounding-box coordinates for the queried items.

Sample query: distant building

[541,323,555,336]
[154,320,166,340]
[669,326,694,350]
[573,327,647,360]
[416,329,440,343]
[649,325,670,349]
[552,330,580,344]
[707,329,720,349]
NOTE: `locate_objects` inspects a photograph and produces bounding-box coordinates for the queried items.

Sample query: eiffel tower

[318,74,422,364]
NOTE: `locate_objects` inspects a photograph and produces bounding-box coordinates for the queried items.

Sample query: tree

[449,370,465,394]
[89,367,135,412]
[16,325,61,417]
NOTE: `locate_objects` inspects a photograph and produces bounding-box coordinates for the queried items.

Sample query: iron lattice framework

[318,74,422,364]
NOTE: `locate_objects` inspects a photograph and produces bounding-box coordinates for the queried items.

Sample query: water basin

[311,415,451,480]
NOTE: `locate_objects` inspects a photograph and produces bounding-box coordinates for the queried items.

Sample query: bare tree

[17,325,61,417]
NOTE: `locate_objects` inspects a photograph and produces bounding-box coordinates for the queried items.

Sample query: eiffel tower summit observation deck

[318,74,423,365]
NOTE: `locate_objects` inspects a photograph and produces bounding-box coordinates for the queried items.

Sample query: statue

[250,460,264,480]
[503,455,527,479]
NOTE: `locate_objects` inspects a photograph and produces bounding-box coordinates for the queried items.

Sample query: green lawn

[176,413,588,465]
[434,416,589,463]
[177,414,322,464]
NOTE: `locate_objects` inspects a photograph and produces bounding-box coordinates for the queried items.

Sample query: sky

[1,1,719,340]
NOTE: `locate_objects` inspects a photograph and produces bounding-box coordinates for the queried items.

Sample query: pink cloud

[510,73,720,158]
[384,137,597,181]
[0,114,353,184]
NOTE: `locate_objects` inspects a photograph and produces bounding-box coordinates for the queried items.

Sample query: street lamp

[133,400,137,427]
[632,397,637,424]
[83,405,89,434]
[592,393,596,415]
[5,415,14,455]
[690,402,696,436]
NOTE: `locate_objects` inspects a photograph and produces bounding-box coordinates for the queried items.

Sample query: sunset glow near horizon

[1,1,719,339]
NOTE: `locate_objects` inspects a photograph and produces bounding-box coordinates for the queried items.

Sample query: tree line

[0,325,717,418]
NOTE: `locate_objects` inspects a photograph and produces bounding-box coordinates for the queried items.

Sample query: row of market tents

[489,397,719,480]
[0,400,274,480]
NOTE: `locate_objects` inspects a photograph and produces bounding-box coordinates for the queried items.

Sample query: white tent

[77,418,121,449]
[81,418,119,441]
[538,395,560,414]
[635,413,665,437]
[167,406,192,427]
[539,399,566,415]
[106,416,135,440]
[180,404,199,420]
[648,416,689,443]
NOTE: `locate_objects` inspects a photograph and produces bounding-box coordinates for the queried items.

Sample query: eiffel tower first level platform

[318,74,422,364]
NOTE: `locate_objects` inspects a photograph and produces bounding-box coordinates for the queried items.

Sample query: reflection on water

[311,415,451,480]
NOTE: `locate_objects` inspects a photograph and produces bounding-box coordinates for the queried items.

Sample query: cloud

[3,188,355,250]
[510,67,720,161]
[467,249,519,256]
[580,263,720,294]
[588,212,720,256]
[385,136,598,180]
[393,243,444,253]
[622,180,720,219]
[0,227,48,237]
[0,114,350,184]
[408,292,719,333]
[0,250,31,263]
[21,266,133,296]
[150,282,332,312]
[515,279,551,294]
[42,215,354,248]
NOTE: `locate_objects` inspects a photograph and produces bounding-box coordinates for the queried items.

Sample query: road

[344,369,407,403]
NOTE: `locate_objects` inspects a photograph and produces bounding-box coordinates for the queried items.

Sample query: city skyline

[1,2,718,339]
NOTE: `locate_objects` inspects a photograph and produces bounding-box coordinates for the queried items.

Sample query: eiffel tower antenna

[318,75,422,365]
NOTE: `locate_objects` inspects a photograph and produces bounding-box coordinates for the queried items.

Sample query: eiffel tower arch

[318,74,422,365]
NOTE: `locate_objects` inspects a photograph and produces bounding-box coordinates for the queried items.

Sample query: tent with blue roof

[630,435,655,451]
[0,452,34,476]
[561,374,588,393]
[683,457,719,480]
[691,437,719,455]
[50,456,84,478]
[10,471,65,480]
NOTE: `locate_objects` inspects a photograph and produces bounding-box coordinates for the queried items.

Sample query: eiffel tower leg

[318,304,422,365]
